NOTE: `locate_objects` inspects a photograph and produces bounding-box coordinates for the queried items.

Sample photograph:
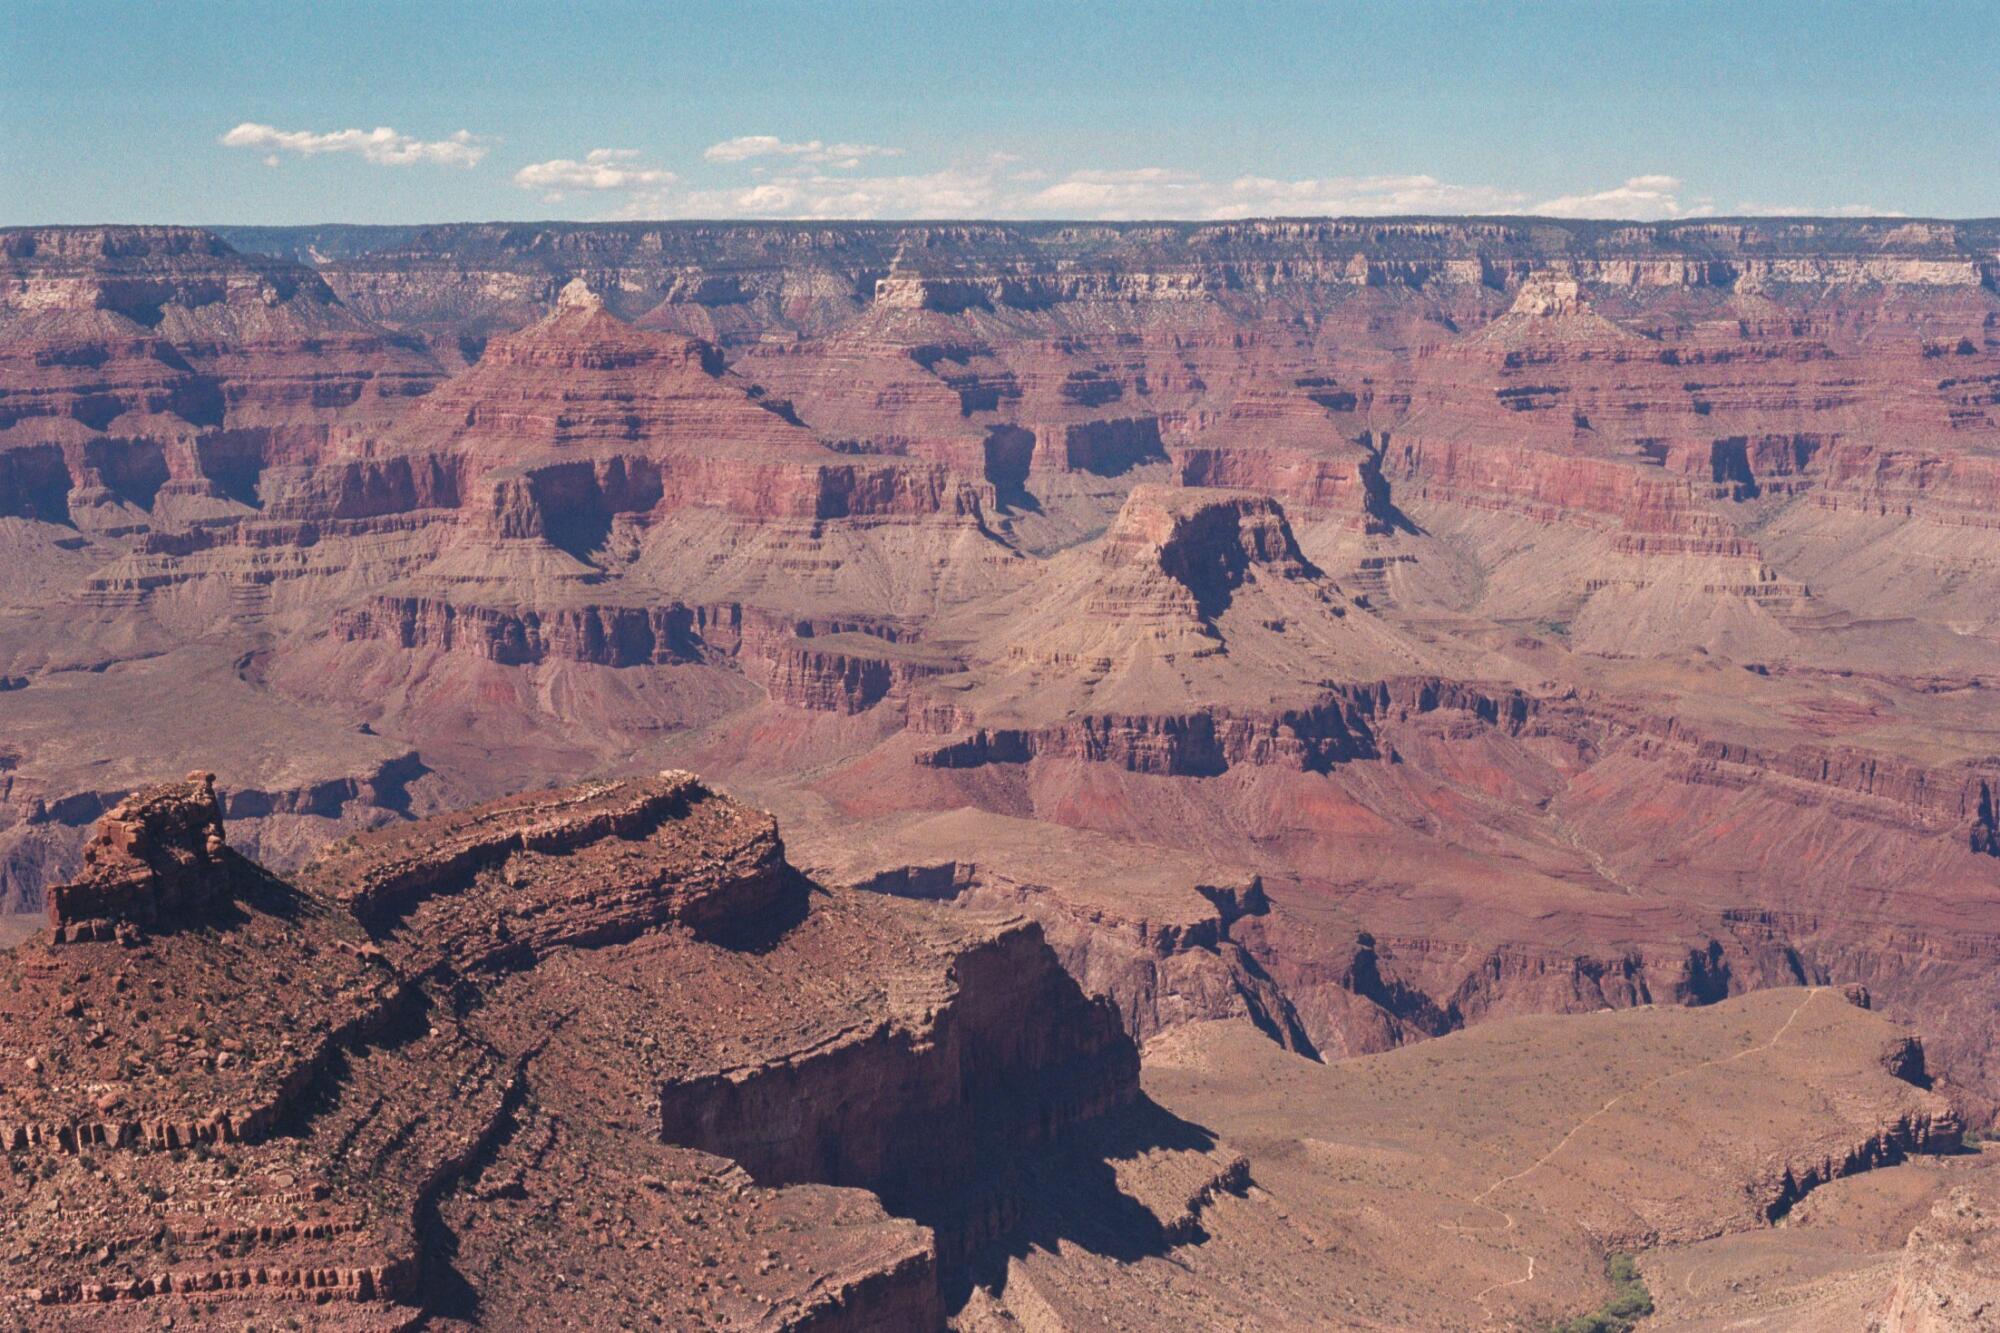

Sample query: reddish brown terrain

[0,772,1154,1327]
[4,217,2000,1326]
[0,774,1971,1329]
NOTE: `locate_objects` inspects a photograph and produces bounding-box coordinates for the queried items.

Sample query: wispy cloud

[220,122,489,168]
[509,135,1881,224]
[1025,170,1531,220]
[607,161,1668,223]
[702,135,903,168]
[1732,200,1906,218]
[620,164,1000,220]
[1530,174,1709,221]
[513,149,677,202]
[611,138,1730,221]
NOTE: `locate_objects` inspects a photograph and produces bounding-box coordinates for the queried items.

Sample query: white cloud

[1732,200,1905,218]
[1020,170,1532,221]
[220,122,489,168]
[1529,174,1711,221]
[1023,167,1208,218]
[530,146,1832,227]
[613,163,1009,221]
[513,149,677,201]
[702,135,903,168]
[615,162,1540,223]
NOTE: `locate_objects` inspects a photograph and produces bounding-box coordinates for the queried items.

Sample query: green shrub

[1548,1253,1653,1333]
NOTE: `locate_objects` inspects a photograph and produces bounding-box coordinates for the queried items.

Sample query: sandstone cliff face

[0,772,1167,1329]
[333,595,711,668]
[1174,440,1389,530]
[7,216,2000,1143]
[0,226,441,536]
[330,593,950,713]
[223,218,2000,348]
[915,676,1538,776]
[1881,1175,2000,1331]
[796,811,1306,1053]
[301,771,792,952]
[656,919,1138,1265]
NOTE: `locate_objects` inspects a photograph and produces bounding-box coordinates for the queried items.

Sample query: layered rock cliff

[212,218,2000,348]
[5,215,2000,1142]
[0,772,1175,1328]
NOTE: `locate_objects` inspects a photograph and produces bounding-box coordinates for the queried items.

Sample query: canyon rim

[5,2,2000,1329]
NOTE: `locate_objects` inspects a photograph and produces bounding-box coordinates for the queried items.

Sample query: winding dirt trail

[1444,987,1827,1322]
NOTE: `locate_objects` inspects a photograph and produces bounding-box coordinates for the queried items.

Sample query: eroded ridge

[0,769,1196,1329]
[9,221,2000,1143]
[301,769,796,965]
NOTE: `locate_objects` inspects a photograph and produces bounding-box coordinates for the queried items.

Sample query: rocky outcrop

[802,813,1300,1052]
[975,878,1300,1051]
[1808,442,2000,529]
[755,638,955,713]
[1623,713,2000,838]
[0,747,441,918]
[1099,484,1319,605]
[331,592,950,712]
[1174,441,1391,530]
[657,918,1137,1264]
[1,770,1177,1329]
[1384,435,1759,547]
[302,771,794,955]
[1881,1177,2000,1332]
[1039,416,1167,475]
[1760,1106,1965,1223]
[43,771,228,941]
[333,595,711,667]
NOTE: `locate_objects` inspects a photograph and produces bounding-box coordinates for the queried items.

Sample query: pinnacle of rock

[556,276,604,311]
[1510,270,1586,317]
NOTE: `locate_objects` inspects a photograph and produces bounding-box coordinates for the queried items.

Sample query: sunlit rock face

[1,217,1999,1326]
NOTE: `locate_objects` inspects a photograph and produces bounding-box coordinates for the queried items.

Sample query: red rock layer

[332,593,948,712]
[44,771,228,941]
[915,676,1538,776]
[0,227,441,529]
[0,771,1154,1328]
[7,216,2000,1133]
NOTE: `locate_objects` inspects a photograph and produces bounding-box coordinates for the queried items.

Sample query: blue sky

[5,1,1997,224]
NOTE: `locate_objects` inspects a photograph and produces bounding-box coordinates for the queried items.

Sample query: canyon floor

[4,218,2000,1326]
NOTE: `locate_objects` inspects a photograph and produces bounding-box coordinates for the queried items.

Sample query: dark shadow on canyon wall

[942,1095,1245,1311]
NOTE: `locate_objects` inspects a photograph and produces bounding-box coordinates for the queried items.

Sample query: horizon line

[10,213,2000,231]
